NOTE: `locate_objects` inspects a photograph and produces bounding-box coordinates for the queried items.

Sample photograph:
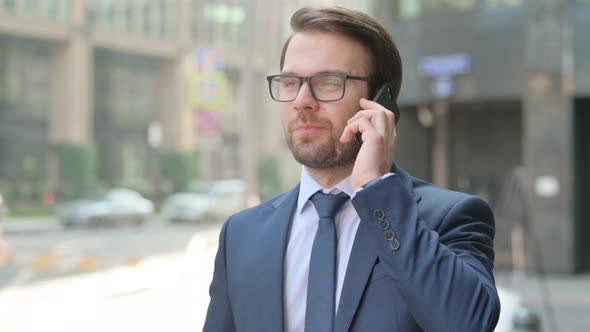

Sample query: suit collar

[296,168,355,215]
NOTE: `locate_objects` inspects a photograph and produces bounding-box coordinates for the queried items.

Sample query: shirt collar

[296,166,354,215]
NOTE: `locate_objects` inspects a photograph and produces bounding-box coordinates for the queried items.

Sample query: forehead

[282,31,370,76]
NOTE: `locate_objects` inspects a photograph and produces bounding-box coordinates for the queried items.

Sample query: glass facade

[0,0,71,21]
[193,1,247,52]
[94,51,158,188]
[90,0,177,39]
[0,36,50,118]
[0,36,50,199]
[399,0,523,19]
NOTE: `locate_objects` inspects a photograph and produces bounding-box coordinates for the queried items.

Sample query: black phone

[356,83,400,144]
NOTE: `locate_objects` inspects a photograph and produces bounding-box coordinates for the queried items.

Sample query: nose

[292,81,319,112]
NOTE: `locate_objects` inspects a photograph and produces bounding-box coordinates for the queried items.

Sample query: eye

[323,79,340,87]
[281,77,299,88]
[316,76,343,89]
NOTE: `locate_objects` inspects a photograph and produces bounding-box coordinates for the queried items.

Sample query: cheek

[280,106,292,129]
[331,103,360,129]
[343,89,365,117]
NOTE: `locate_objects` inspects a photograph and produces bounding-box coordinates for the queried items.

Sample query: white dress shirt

[284,167,360,332]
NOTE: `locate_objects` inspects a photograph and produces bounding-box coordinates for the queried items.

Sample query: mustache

[287,113,333,132]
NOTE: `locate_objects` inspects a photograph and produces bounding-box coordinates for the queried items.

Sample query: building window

[0,40,49,117]
[483,0,523,7]
[399,0,420,18]
[422,0,475,13]
[23,0,40,16]
[2,0,16,12]
[202,2,246,51]
[399,0,477,18]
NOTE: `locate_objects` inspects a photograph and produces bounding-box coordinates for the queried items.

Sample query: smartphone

[356,83,400,144]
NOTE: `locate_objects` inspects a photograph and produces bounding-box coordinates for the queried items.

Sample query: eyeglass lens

[270,75,345,102]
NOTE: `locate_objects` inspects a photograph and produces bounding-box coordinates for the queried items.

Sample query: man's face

[280,31,370,170]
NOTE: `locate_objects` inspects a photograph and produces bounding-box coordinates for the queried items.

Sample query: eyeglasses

[266,74,371,102]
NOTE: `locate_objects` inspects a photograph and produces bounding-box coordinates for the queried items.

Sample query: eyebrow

[279,70,349,76]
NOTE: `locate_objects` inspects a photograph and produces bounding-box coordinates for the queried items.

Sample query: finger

[345,112,390,143]
[347,111,365,124]
[372,108,390,135]
[340,122,357,143]
[355,107,390,137]
[361,97,396,137]
[341,117,376,143]
[359,97,388,112]
[341,117,365,143]
[348,98,380,124]
[360,97,397,131]
[385,108,395,138]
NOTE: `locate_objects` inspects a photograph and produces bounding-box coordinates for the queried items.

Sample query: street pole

[432,100,450,189]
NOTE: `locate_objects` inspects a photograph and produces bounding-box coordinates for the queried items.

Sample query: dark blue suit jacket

[204,165,500,331]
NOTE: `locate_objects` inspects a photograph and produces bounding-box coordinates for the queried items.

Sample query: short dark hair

[280,6,402,99]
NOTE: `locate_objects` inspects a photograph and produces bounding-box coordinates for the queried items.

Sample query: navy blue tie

[305,191,349,332]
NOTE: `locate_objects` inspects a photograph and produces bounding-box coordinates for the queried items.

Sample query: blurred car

[0,192,8,222]
[162,192,211,223]
[207,179,247,222]
[0,193,11,265]
[162,179,248,223]
[57,188,154,227]
[161,180,213,223]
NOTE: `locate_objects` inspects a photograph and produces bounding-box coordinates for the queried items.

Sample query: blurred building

[0,0,370,202]
[377,0,590,274]
[1,0,588,274]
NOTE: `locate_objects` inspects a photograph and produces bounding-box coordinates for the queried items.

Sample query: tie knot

[310,191,349,219]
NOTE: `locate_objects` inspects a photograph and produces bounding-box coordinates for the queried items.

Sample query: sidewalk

[0,226,220,332]
[495,269,590,331]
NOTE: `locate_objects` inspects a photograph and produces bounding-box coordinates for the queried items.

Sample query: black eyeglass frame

[266,73,372,102]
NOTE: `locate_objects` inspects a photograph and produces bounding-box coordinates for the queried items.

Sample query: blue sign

[419,54,471,77]
[432,77,455,98]
[195,48,223,72]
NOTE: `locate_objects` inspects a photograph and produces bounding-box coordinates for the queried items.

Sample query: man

[204,5,500,332]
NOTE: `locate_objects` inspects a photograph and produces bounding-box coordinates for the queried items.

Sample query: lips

[294,125,325,135]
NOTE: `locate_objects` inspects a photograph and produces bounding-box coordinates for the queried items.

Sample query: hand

[340,98,397,190]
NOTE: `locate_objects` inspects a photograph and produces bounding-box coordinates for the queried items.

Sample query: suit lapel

[252,185,299,331]
[334,218,378,332]
[334,164,419,331]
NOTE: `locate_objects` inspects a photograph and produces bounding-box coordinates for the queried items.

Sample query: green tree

[159,150,199,194]
[51,143,98,200]
[258,154,283,202]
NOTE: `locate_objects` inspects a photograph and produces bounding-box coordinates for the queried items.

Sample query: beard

[285,114,360,170]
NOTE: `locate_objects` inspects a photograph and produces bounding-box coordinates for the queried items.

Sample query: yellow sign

[189,72,229,110]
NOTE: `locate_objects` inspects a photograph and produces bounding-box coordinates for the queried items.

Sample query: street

[1,219,217,287]
[2,218,590,331]
[0,218,221,332]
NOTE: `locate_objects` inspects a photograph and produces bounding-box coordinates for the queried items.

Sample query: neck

[304,164,353,189]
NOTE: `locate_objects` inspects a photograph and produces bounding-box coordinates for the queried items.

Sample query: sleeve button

[377,219,390,231]
[388,238,400,251]
[384,229,395,241]
[373,209,385,220]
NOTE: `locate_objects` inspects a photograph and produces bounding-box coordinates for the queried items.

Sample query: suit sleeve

[352,174,500,332]
[203,220,236,332]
